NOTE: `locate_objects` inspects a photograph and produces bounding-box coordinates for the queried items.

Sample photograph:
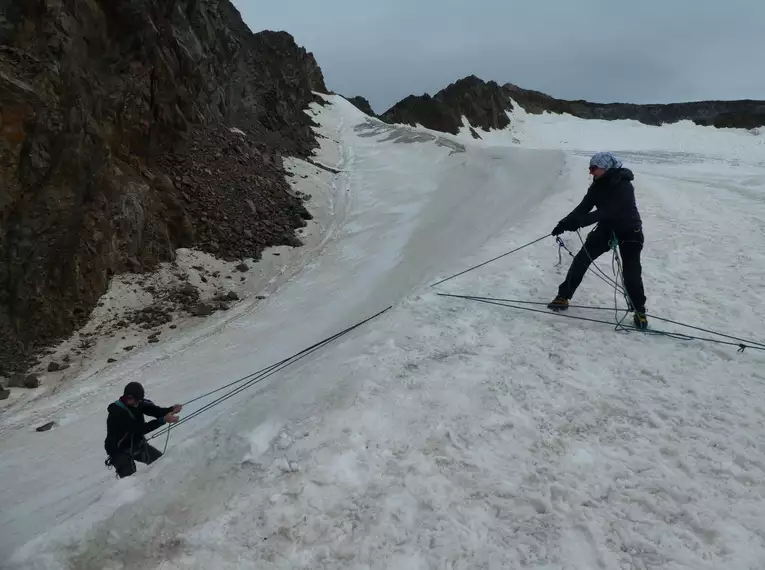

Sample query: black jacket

[104,399,172,455]
[564,168,642,232]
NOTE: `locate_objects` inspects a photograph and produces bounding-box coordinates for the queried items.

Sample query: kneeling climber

[104,381,182,478]
[548,152,648,329]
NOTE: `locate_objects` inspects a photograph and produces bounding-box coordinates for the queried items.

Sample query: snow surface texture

[1,95,764,569]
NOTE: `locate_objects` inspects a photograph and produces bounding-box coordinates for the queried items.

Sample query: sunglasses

[589,165,599,173]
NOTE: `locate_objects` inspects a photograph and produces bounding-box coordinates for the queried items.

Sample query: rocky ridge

[344,96,376,117]
[380,75,765,135]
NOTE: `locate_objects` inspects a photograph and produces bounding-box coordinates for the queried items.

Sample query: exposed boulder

[189,303,215,317]
[14,374,40,389]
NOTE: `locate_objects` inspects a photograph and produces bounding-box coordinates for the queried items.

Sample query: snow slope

[2,95,765,570]
[462,101,765,167]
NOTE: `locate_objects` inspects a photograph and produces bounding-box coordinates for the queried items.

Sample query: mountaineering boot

[547,296,569,312]
[633,311,648,330]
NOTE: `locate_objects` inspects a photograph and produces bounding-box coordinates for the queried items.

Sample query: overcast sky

[234,0,765,115]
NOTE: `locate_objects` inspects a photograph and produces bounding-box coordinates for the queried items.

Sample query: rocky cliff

[381,76,510,135]
[344,96,376,117]
[0,0,327,373]
[381,75,765,134]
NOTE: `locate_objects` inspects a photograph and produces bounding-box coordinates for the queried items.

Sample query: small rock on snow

[24,374,40,389]
[190,303,215,317]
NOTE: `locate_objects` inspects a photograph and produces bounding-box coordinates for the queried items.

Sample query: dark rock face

[345,96,376,117]
[381,75,765,134]
[0,0,327,374]
[503,83,765,128]
[380,76,511,135]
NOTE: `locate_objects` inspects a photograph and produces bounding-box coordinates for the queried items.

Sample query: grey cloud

[235,0,765,113]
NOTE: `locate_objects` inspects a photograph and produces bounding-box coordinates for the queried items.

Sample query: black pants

[558,225,646,311]
[109,441,163,478]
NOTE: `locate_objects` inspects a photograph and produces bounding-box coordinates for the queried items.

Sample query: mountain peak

[381,75,513,135]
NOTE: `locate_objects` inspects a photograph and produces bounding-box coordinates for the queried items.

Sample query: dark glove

[552,217,579,236]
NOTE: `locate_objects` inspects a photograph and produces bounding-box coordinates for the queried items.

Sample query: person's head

[123,382,145,407]
[589,152,623,179]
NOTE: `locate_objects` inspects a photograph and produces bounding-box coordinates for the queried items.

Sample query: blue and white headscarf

[589,152,623,170]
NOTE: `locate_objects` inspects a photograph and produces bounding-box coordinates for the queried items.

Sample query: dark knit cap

[123,381,145,400]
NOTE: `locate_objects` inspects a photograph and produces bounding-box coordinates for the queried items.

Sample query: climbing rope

[579,230,628,296]
[646,314,765,349]
[556,234,626,295]
[149,306,392,443]
[144,225,762,453]
[608,235,634,331]
[430,234,550,288]
[436,293,765,352]
[431,228,763,352]
[438,294,629,313]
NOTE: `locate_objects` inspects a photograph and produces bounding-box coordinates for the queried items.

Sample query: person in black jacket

[104,381,182,478]
[548,152,648,329]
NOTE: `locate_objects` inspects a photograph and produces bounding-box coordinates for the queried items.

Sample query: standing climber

[104,381,182,478]
[548,152,648,329]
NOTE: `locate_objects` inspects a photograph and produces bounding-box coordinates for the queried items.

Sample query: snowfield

[2,95,765,570]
